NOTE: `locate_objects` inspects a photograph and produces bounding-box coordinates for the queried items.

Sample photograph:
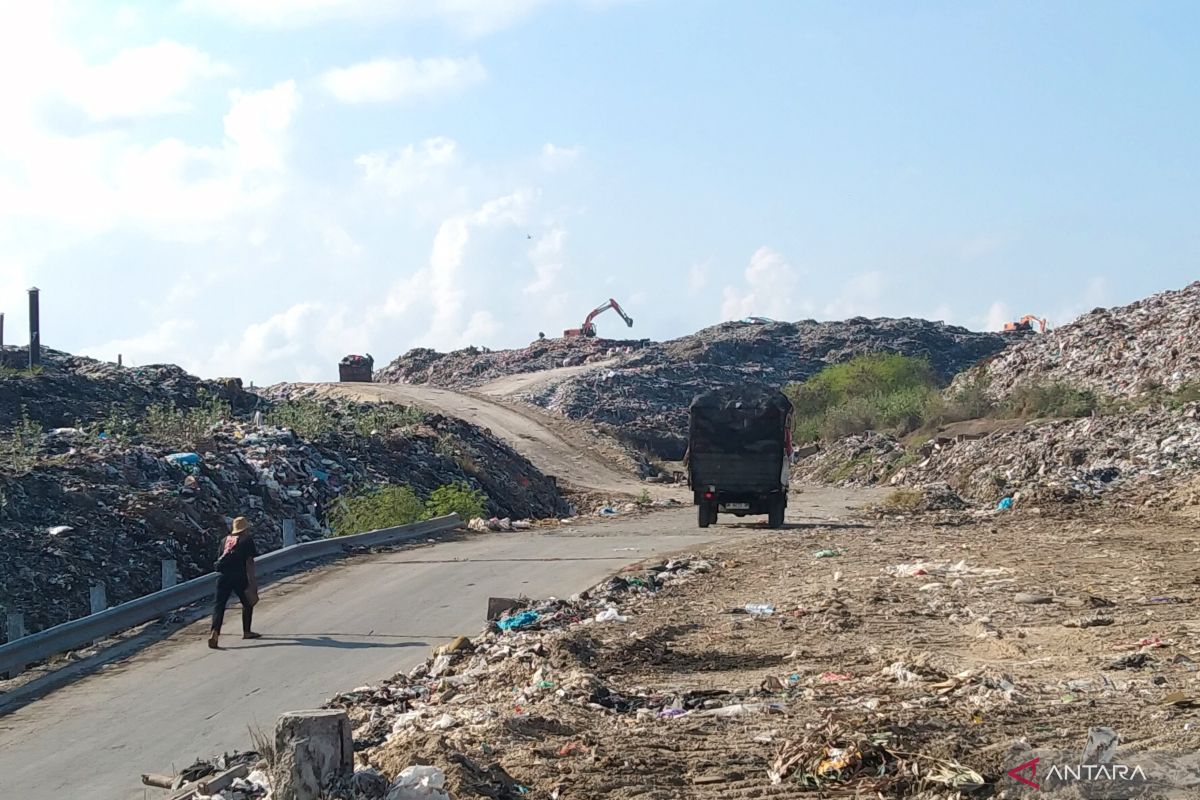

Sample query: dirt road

[310,382,655,497]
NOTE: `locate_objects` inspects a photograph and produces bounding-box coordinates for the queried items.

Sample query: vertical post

[0,311,5,355]
[27,287,40,369]
[5,612,25,677]
[161,559,178,589]
[282,519,297,548]
[117,353,122,367]
[90,583,107,615]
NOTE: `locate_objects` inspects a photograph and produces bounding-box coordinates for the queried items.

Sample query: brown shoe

[242,631,262,640]
[208,634,220,649]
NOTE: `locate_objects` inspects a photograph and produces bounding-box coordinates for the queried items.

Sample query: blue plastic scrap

[997,497,1014,511]
[165,453,201,466]
[496,610,540,631]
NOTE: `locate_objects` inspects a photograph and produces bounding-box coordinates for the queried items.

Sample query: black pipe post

[28,287,40,369]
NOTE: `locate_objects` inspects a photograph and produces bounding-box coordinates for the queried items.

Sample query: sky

[0,0,1197,384]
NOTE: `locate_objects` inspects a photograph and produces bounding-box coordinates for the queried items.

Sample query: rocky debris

[0,357,572,641]
[0,346,256,429]
[797,403,1200,505]
[374,339,647,387]
[380,319,1009,460]
[957,280,1200,400]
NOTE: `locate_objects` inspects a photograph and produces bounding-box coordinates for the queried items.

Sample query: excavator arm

[565,298,635,337]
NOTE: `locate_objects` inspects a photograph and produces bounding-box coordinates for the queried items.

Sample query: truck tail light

[703,491,714,500]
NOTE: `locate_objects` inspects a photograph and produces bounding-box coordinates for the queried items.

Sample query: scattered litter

[594,607,628,623]
[996,497,1014,511]
[744,603,775,616]
[1014,592,1053,605]
[814,548,843,559]
[496,611,541,631]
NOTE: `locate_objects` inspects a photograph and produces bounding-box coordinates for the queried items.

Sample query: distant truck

[338,353,374,383]
[687,386,793,529]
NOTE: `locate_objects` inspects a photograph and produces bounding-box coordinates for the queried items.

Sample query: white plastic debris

[594,607,629,623]
[387,765,450,800]
[47,525,73,536]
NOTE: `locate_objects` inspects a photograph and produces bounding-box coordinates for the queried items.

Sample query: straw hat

[231,516,250,535]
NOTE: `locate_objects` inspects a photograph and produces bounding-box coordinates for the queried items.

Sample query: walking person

[208,516,261,649]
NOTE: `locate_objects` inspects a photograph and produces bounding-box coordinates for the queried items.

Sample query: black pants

[212,574,253,633]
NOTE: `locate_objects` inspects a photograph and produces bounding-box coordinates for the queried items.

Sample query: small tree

[426,482,488,521]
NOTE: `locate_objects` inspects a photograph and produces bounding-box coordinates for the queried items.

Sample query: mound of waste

[379,318,1009,460]
[957,280,1200,400]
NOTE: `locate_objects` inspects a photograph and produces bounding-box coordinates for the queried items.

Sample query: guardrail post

[5,612,25,676]
[90,583,108,645]
[282,519,297,548]
[161,560,178,589]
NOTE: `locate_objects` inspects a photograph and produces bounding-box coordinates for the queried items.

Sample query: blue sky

[0,1,1196,383]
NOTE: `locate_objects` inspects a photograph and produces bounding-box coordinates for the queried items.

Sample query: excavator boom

[564,298,635,338]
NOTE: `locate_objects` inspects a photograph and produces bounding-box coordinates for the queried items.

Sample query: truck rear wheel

[768,497,785,529]
[698,503,715,528]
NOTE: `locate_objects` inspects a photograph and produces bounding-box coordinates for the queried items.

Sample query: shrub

[144,392,231,447]
[329,485,427,536]
[267,399,339,440]
[786,354,941,442]
[881,488,924,513]
[0,408,42,472]
[426,481,488,521]
[1002,383,1097,419]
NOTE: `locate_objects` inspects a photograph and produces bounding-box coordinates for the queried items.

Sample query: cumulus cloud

[540,143,582,171]
[321,56,486,104]
[224,80,302,171]
[524,228,566,295]
[64,40,232,121]
[822,270,886,319]
[356,137,461,197]
[188,0,552,37]
[985,300,1012,331]
[720,246,802,321]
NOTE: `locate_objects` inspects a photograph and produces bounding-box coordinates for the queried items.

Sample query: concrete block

[271,709,353,800]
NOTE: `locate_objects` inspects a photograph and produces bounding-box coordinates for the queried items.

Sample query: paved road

[0,512,714,800]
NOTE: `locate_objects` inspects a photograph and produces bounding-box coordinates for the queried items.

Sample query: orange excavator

[564,298,634,338]
[1003,315,1049,334]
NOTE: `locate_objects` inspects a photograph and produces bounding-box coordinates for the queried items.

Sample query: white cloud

[224,80,301,171]
[985,300,1012,332]
[321,56,486,104]
[524,228,566,295]
[80,318,199,368]
[720,246,802,321]
[822,270,886,319]
[64,40,232,121]
[188,0,552,36]
[356,137,461,196]
[687,262,708,294]
[540,143,581,171]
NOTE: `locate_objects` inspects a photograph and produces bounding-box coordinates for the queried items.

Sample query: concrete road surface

[0,511,714,800]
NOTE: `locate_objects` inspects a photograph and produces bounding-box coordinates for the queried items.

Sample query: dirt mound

[959,280,1200,400]
[379,318,1009,460]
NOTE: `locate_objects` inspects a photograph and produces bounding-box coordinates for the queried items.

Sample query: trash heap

[797,402,1200,506]
[0,356,572,640]
[374,339,648,387]
[0,346,256,428]
[956,280,1200,400]
[379,318,1009,460]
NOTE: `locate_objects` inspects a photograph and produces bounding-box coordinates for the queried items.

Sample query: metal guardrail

[0,514,461,677]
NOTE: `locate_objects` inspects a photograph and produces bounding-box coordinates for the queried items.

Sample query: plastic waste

[744,603,775,616]
[46,525,73,536]
[165,452,201,466]
[595,607,629,623]
[387,765,450,800]
[430,713,456,730]
[496,610,540,631]
[996,496,1014,511]
[814,549,841,558]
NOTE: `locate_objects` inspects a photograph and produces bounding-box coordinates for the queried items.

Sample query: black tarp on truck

[687,386,792,528]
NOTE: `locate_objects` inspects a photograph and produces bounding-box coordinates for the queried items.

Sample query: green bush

[940,375,996,422]
[0,408,42,472]
[786,354,941,442]
[426,481,488,521]
[1001,383,1097,419]
[329,485,427,536]
[143,393,231,447]
[267,399,424,440]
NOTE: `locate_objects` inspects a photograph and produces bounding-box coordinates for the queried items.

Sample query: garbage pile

[0,346,256,429]
[956,280,1200,400]
[797,403,1200,505]
[375,338,647,387]
[379,319,1009,460]
[0,355,572,640]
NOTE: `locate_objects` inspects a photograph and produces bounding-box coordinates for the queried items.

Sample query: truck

[687,386,793,529]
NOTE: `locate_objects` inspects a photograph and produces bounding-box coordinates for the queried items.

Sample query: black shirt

[216,534,258,579]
